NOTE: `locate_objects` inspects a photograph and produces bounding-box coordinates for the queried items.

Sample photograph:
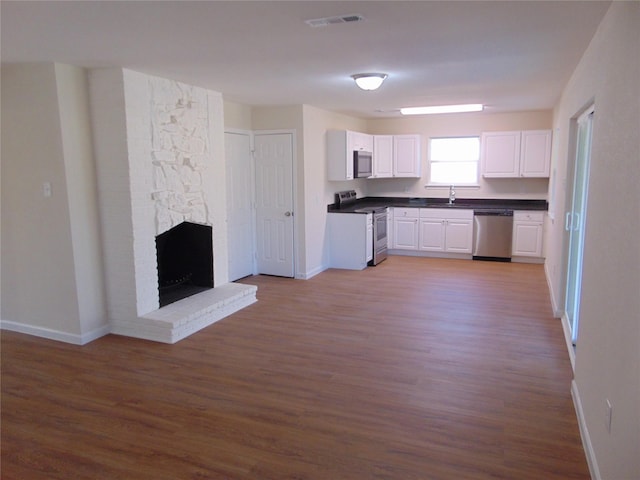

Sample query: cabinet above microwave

[327,130,421,181]
[327,130,374,181]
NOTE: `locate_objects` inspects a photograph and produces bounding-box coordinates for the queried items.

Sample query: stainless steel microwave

[354,150,372,178]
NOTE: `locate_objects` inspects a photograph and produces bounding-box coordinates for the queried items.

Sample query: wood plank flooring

[1,256,589,479]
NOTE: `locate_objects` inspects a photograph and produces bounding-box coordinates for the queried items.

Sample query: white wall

[1,63,108,343]
[55,64,107,335]
[546,2,640,478]
[223,100,252,131]
[365,110,552,200]
[301,105,368,276]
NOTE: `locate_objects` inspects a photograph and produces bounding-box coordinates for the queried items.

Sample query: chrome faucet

[448,185,456,204]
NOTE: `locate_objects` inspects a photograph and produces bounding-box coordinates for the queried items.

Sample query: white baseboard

[511,256,545,264]
[544,261,563,318]
[387,250,472,260]
[572,380,601,480]
[296,264,327,280]
[0,320,110,345]
[561,313,576,372]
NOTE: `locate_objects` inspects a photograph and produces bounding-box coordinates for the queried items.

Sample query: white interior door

[254,132,294,277]
[225,131,255,281]
[564,107,594,345]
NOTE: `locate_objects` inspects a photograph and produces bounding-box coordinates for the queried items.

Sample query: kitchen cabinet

[330,131,421,180]
[393,134,422,178]
[350,131,374,152]
[419,209,474,253]
[520,130,552,177]
[419,216,446,251]
[327,130,373,181]
[481,130,551,178]
[327,212,372,270]
[512,211,544,258]
[392,208,419,250]
[392,207,473,254]
[372,135,394,178]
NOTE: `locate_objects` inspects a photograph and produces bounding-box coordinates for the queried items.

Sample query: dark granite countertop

[328,196,548,213]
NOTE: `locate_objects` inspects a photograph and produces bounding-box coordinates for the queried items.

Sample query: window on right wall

[428,136,480,185]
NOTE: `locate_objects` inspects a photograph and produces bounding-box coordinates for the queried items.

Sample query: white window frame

[427,136,480,187]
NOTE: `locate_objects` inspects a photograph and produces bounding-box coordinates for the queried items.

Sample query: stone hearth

[111,283,256,343]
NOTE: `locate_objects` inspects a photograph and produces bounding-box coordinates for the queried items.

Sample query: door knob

[284,211,292,217]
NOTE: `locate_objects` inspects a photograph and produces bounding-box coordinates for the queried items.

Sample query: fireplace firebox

[155,222,214,307]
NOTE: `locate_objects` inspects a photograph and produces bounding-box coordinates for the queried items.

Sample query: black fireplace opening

[155,222,214,307]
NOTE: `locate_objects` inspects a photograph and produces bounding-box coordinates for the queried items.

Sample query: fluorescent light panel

[400,104,484,115]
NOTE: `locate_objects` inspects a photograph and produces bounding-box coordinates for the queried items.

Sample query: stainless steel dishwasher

[472,209,514,261]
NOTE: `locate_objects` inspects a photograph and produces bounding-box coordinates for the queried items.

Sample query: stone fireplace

[89,68,256,343]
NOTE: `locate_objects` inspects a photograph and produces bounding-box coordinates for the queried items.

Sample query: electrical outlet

[605,399,612,434]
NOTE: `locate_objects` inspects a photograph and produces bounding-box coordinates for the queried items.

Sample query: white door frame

[253,129,298,278]
[561,104,595,369]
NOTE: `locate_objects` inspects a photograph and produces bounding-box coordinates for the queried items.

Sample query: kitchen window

[428,136,480,185]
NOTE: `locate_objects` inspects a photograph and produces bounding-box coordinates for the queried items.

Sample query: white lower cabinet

[419,209,474,253]
[393,208,473,254]
[419,216,445,251]
[512,211,544,258]
[392,208,419,250]
[328,213,372,270]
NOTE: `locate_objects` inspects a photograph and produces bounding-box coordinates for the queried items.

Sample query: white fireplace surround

[89,68,256,343]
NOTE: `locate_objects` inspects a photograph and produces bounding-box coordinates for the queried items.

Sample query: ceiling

[1,1,611,118]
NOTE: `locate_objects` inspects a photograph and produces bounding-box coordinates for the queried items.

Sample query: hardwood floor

[1,256,589,479]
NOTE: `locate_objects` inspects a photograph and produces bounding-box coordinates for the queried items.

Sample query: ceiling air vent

[305,14,364,28]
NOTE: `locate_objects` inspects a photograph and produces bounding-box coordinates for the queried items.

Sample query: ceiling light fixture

[351,73,388,91]
[400,104,484,115]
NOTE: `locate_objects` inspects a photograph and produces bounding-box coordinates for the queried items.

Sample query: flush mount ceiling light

[351,73,388,91]
[400,104,484,115]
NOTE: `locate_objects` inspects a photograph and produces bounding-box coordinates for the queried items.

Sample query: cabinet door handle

[565,212,572,231]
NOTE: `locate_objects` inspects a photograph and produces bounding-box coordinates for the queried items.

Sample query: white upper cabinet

[481,130,551,178]
[350,131,374,152]
[372,135,394,178]
[481,131,521,177]
[330,131,421,180]
[520,130,552,177]
[393,134,422,178]
[327,130,373,181]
